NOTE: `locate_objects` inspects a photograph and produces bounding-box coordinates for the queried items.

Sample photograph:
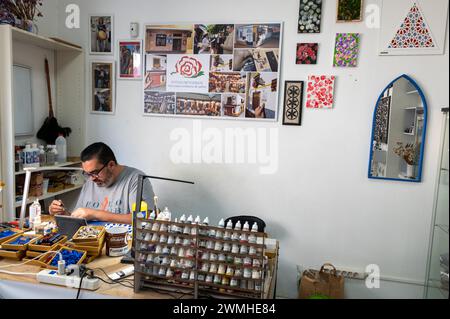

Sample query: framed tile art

[282,81,304,125]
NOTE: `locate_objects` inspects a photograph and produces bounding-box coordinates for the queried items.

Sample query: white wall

[37,0,449,298]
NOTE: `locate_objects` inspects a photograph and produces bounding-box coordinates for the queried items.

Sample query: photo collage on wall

[143,23,282,120]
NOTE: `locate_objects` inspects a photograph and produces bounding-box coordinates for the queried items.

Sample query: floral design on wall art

[333,33,360,67]
[388,3,435,49]
[296,43,318,64]
[306,75,335,109]
[298,0,322,33]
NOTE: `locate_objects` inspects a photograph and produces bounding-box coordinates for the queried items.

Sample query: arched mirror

[369,74,427,182]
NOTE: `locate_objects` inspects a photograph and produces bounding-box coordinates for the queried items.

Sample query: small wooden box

[0,228,24,244]
[72,226,106,246]
[1,234,41,251]
[0,249,25,260]
[46,246,87,270]
[26,250,43,258]
[28,234,67,252]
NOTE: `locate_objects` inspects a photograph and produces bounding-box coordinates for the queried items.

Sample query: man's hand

[71,208,98,220]
[49,200,66,216]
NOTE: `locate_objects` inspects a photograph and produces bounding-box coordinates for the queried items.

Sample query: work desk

[0,247,182,299]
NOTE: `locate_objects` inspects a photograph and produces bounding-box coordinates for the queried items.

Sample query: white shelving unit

[0,25,85,223]
[15,184,83,208]
[15,161,81,176]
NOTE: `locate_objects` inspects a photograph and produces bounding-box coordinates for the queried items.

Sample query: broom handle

[45,58,54,118]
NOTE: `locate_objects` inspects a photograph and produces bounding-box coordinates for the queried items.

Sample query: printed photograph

[233,48,279,72]
[194,24,235,54]
[209,72,247,93]
[176,93,221,116]
[144,91,176,114]
[145,54,167,72]
[91,62,114,113]
[90,15,113,54]
[145,25,194,54]
[118,40,142,79]
[296,43,318,64]
[245,72,278,119]
[222,93,246,118]
[234,24,281,49]
[144,71,166,91]
[210,54,233,72]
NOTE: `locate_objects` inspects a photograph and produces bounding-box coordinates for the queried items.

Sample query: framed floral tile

[296,43,318,65]
[306,75,335,109]
[333,33,360,67]
[298,0,322,33]
[282,81,304,125]
[336,0,364,22]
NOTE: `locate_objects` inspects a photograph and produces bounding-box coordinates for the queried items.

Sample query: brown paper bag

[298,263,345,299]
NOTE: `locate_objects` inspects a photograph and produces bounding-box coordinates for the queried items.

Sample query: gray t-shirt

[75,166,154,214]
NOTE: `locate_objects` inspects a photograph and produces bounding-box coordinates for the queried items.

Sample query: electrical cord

[76,266,88,299]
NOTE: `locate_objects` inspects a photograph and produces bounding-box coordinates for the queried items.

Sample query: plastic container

[55,135,67,164]
[23,144,37,168]
[39,145,46,166]
[29,199,41,229]
[46,145,56,166]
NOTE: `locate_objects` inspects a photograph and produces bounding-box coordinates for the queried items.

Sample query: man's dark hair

[80,142,117,165]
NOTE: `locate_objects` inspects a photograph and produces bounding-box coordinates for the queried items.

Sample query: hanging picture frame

[118,39,143,80]
[336,0,364,23]
[89,15,114,55]
[282,81,304,126]
[90,61,115,114]
[298,0,322,33]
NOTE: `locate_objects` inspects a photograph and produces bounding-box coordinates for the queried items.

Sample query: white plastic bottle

[31,143,40,167]
[23,144,33,168]
[52,145,59,164]
[55,134,67,163]
[29,199,41,229]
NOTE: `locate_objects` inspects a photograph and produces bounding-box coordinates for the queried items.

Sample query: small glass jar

[231,244,239,254]
[223,242,231,252]
[205,274,213,283]
[249,246,257,255]
[178,248,185,257]
[209,253,218,261]
[217,264,226,275]
[243,268,252,278]
[252,270,261,279]
[214,241,223,251]
[240,233,248,243]
[243,257,252,266]
[252,258,261,268]
[155,245,162,254]
[159,235,167,243]
[201,263,210,272]
[239,245,248,254]
[226,266,234,276]
[209,263,218,273]
[189,271,196,281]
[170,246,178,256]
[216,229,223,239]
[218,253,226,262]
[167,235,175,244]
[234,257,242,265]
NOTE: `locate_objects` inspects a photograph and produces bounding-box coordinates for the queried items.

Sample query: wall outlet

[130,22,139,38]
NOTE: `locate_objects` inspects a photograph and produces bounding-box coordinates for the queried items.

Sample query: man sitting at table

[48,142,154,224]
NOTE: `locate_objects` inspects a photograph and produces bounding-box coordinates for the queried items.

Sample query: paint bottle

[216,218,224,239]
[29,199,41,229]
[38,145,46,166]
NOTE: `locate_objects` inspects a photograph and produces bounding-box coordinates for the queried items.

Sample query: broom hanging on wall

[36,58,71,144]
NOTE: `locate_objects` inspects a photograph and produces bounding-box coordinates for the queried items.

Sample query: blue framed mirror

[368,74,428,182]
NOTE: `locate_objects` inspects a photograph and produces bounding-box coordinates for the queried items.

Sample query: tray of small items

[1,233,41,251]
[44,245,87,270]
[28,233,67,252]
[72,226,105,246]
[0,227,24,244]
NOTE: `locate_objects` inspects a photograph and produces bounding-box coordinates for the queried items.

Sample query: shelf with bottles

[15,160,82,176]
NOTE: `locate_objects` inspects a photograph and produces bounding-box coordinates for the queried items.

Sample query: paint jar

[252,270,261,279]
[231,232,239,241]
[234,269,243,277]
[151,233,160,242]
[226,266,234,276]
[181,271,189,280]
[223,231,231,241]
[248,234,257,244]
[160,223,168,232]
[201,252,210,260]
[249,246,257,255]
[199,240,207,248]
[234,257,242,265]
[243,257,252,266]
[144,233,152,241]
[205,274,213,283]
[162,246,170,255]
[162,256,170,265]
[189,271,196,281]
[155,245,162,254]
[170,259,177,268]
[166,268,174,278]
[217,264,226,275]
[175,236,182,245]
[231,244,239,254]
[230,278,239,287]
[243,268,252,279]
[183,225,191,235]
[185,248,195,258]
[182,238,190,246]
[209,229,216,238]
[209,263,218,273]
[216,229,223,239]
[240,233,248,243]
[105,226,130,257]
[239,245,248,254]
[209,253,218,261]
[214,241,223,251]
[178,248,185,257]
[201,263,209,272]
[207,240,214,249]
[198,273,205,281]
[252,259,261,268]
[221,276,230,286]
[218,253,226,262]
[151,222,160,231]
[191,227,197,236]
[159,235,167,243]
[158,267,166,276]
[226,255,234,263]
[214,275,222,285]
[170,246,178,256]
[223,243,231,252]
[167,235,175,245]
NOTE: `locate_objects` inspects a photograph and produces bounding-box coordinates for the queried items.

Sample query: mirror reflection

[369,74,427,182]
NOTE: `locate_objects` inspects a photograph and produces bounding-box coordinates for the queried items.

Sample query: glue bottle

[55,134,67,164]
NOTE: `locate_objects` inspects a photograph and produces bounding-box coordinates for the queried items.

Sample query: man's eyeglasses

[82,163,107,179]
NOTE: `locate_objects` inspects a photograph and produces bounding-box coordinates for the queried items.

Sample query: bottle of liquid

[39,145,46,167]
[46,145,55,166]
[29,199,41,229]
[153,196,160,217]
[31,143,40,167]
[55,134,67,164]
[23,144,34,168]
